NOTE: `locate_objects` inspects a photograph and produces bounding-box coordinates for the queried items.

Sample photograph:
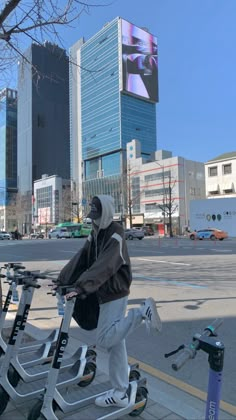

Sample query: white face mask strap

[94,217,101,227]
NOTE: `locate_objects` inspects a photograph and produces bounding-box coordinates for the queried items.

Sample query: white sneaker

[95,390,129,408]
[141,297,162,332]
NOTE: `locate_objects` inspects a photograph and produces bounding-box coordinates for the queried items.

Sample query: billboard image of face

[121,19,158,102]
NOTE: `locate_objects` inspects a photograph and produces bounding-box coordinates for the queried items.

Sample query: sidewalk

[1,314,235,420]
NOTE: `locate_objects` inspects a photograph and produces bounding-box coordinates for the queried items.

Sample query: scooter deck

[53,379,147,419]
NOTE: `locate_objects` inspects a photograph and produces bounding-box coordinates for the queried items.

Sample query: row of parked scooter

[0,263,148,419]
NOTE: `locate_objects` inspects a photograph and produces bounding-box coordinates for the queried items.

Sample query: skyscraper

[0,88,17,230]
[17,42,70,231]
[70,17,158,216]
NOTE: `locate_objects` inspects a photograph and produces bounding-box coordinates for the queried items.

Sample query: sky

[6,0,236,164]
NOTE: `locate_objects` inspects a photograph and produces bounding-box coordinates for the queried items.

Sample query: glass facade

[0,89,17,206]
[121,94,156,155]
[81,20,120,161]
[36,186,53,224]
[73,17,157,215]
[82,175,123,214]
[17,42,70,232]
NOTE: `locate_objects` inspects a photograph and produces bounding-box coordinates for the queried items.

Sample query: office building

[17,42,70,232]
[0,88,17,231]
[70,17,158,216]
[127,139,205,234]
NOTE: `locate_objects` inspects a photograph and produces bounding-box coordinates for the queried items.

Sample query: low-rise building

[33,174,72,233]
[127,140,205,234]
[205,152,236,198]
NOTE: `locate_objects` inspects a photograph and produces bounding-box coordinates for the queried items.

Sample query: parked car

[189,228,228,241]
[0,231,11,240]
[125,228,144,240]
[142,226,154,236]
[48,228,69,239]
[30,232,44,239]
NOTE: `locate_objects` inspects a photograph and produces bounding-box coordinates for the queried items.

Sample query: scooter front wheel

[129,369,140,381]
[129,386,148,417]
[78,361,96,387]
[27,399,46,420]
[0,386,10,415]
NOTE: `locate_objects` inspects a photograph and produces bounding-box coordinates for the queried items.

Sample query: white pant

[96,296,143,393]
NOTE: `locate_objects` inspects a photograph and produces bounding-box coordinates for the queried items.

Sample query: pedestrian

[56,195,162,408]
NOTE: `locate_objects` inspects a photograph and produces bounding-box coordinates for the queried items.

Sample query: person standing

[57,195,162,408]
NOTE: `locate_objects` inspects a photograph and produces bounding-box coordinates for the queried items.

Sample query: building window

[222,164,232,175]
[208,166,217,177]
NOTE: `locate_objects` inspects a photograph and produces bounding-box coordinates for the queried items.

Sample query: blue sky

[11,0,236,163]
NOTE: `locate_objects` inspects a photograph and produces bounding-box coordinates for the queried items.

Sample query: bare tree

[0,0,110,87]
[158,175,178,237]
[126,163,145,228]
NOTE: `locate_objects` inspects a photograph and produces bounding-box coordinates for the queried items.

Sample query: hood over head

[87,195,114,230]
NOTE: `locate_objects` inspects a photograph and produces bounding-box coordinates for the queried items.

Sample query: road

[0,236,236,408]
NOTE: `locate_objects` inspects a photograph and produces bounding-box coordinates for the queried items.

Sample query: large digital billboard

[121,19,158,102]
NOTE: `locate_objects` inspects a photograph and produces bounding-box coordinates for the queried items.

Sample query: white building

[127,140,205,234]
[205,152,236,198]
[33,175,71,231]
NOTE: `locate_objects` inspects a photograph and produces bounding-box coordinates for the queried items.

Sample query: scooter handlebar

[17,270,47,280]
[204,318,223,335]
[172,347,196,371]
[171,318,223,371]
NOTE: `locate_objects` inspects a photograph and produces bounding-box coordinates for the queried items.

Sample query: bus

[56,222,92,238]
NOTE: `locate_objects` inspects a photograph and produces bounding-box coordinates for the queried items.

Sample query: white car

[125,228,144,240]
[48,228,69,239]
[0,231,11,240]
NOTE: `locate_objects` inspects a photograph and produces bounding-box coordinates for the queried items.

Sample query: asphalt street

[0,236,236,410]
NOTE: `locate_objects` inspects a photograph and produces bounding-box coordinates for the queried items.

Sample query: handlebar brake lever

[164,344,185,358]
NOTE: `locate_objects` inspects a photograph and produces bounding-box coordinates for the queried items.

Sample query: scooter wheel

[86,348,96,358]
[27,399,46,420]
[8,365,21,387]
[129,369,140,381]
[78,362,96,387]
[129,386,148,417]
[0,386,9,415]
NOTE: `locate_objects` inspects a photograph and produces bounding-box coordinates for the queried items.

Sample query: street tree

[0,0,110,87]
[158,175,178,237]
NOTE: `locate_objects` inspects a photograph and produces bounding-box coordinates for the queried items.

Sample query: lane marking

[132,273,207,288]
[136,257,191,266]
[128,356,236,417]
[210,249,232,253]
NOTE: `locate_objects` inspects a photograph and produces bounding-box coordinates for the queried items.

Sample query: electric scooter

[165,318,224,420]
[0,273,97,416]
[27,288,148,420]
[0,267,59,366]
[0,262,59,357]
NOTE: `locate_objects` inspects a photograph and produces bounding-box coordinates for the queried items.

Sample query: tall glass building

[0,88,17,230]
[70,17,158,215]
[17,42,70,231]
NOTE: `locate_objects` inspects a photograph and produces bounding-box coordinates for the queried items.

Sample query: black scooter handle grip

[13,265,25,270]
[172,347,196,371]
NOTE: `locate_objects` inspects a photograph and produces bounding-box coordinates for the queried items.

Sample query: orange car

[189,228,228,241]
